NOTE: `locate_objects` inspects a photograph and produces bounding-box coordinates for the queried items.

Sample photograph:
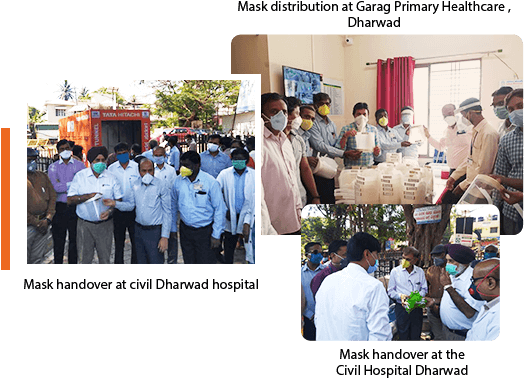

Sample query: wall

[232,34,523,133]
[231,35,271,94]
[344,35,523,129]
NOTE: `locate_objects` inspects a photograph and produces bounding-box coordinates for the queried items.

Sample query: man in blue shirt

[106,158,171,264]
[301,242,326,341]
[171,151,226,264]
[200,134,232,178]
[167,136,181,172]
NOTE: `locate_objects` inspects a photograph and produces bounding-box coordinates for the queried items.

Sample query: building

[34,100,76,140]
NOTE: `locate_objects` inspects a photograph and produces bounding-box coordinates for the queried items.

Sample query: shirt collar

[59,157,73,165]
[484,296,500,312]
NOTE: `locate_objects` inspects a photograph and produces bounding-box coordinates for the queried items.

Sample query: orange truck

[58,109,151,160]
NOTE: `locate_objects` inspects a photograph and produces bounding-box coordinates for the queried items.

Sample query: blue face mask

[493,105,509,120]
[152,156,165,165]
[484,251,498,259]
[309,252,323,265]
[433,257,446,267]
[27,160,37,172]
[509,108,523,130]
[366,252,379,274]
[92,162,107,174]
[445,263,458,276]
[117,152,129,164]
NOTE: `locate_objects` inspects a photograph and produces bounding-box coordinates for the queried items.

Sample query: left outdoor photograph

[27,79,257,264]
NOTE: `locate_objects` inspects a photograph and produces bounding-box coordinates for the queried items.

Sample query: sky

[27,79,157,109]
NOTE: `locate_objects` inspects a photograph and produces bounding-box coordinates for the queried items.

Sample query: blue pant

[135,224,164,264]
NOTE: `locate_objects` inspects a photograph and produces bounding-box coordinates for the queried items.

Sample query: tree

[58,80,75,101]
[27,106,46,137]
[78,87,90,101]
[151,80,241,128]
[93,87,127,107]
[402,204,453,268]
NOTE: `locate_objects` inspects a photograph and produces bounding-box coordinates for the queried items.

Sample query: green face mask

[92,162,107,174]
[232,160,247,170]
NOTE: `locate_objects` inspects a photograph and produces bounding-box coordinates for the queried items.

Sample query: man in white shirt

[388,247,428,340]
[432,244,486,340]
[423,104,472,175]
[315,232,392,341]
[466,259,500,341]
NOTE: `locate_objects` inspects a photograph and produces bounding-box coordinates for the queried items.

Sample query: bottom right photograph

[300,204,500,341]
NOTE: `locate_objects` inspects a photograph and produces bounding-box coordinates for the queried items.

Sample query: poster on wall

[322,78,344,115]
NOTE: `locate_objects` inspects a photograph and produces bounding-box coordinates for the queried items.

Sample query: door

[101,120,142,149]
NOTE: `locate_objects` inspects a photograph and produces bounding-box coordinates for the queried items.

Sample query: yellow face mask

[318,104,330,116]
[180,166,193,177]
[378,117,388,127]
[401,258,411,269]
[300,119,314,131]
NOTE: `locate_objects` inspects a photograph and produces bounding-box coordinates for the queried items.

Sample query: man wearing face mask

[310,240,347,298]
[107,142,140,264]
[315,232,392,341]
[200,134,232,178]
[67,146,123,264]
[424,244,448,340]
[393,106,418,160]
[387,247,428,340]
[298,105,316,161]
[490,88,523,235]
[301,242,326,341]
[466,259,500,341]
[261,93,302,235]
[171,151,226,264]
[27,148,57,264]
[483,244,499,259]
[284,96,320,207]
[374,108,403,164]
[47,140,85,264]
[443,98,499,204]
[430,244,485,340]
[153,146,176,186]
[491,86,514,138]
[336,102,381,168]
[106,158,170,264]
[423,104,472,177]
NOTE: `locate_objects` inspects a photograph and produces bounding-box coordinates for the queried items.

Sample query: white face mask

[265,110,287,132]
[141,173,154,185]
[207,143,219,153]
[290,116,302,130]
[444,116,456,127]
[355,114,368,131]
[401,112,413,125]
[59,150,72,160]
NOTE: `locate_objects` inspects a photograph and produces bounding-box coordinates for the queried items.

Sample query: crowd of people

[301,233,500,341]
[27,133,256,264]
[262,88,523,235]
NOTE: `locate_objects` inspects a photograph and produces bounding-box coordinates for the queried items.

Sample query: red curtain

[376,56,415,127]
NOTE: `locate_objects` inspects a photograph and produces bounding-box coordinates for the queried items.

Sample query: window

[490,227,498,234]
[56,108,66,117]
[414,59,481,157]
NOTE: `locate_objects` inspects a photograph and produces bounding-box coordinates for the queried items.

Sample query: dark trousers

[135,224,164,264]
[313,175,335,204]
[224,231,241,264]
[395,303,423,340]
[302,316,316,341]
[167,235,178,264]
[440,173,467,204]
[113,209,137,264]
[51,202,78,264]
[179,221,215,264]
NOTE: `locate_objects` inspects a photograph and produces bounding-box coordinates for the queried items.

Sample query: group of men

[301,233,500,341]
[262,87,523,235]
[27,134,255,264]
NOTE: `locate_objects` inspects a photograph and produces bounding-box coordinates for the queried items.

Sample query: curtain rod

[365,49,503,66]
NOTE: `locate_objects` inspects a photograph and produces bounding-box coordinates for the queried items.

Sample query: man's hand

[373,146,381,156]
[158,237,168,253]
[424,297,436,308]
[307,156,319,170]
[500,188,523,205]
[211,237,221,249]
[445,176,456,191]
[489,174,506,186]
[343,150,362,160]
[103,199,116,207]
[423,126,430,138]
[242,223,250,242]
[401,141,411,147]
[36,219,49,235]
[99,210,111,221]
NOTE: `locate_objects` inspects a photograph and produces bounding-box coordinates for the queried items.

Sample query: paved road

[42,231,248,264]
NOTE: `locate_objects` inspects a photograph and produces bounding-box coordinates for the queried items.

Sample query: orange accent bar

[1,128,10,270]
